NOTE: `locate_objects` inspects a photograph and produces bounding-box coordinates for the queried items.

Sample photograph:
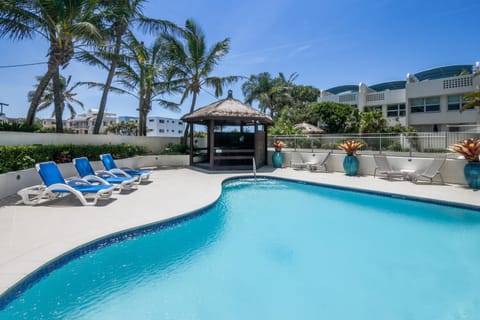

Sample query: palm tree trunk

[26,66,56,126]
[93,30,124,134]
[183,92,198,142]
[52,67,64,133]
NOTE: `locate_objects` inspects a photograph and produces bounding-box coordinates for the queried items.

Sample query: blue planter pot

[272,151,284,168]
[343,155,359,176]
[464,162,480,189]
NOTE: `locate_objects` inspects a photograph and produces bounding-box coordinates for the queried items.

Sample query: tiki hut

[181,90,273,170]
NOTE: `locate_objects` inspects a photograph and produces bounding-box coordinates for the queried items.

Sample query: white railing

[270,131,480,157]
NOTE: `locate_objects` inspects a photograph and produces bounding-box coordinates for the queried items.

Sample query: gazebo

[181,90,273,170]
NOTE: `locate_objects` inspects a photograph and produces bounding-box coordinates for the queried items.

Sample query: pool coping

[0,168,479,308]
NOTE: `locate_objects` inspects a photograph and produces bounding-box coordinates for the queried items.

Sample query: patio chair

[373,154,406,180]
[290,152,330,172]
[407,155,446,184]
[100,154,151,182]
[18,161,115,206]
[73,157,137,191]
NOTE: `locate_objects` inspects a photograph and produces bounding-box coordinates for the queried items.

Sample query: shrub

[0,144,147,174]
[160,143,189,155]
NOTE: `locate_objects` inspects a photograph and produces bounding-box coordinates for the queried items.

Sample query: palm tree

[79,0,181,134]
[241,72,297,119]
[163,19,241,140]
[0,0,102,132]
[108,32,179,136]
[461,71,480,120]
[28,75,84,120]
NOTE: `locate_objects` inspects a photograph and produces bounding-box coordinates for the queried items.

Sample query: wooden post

[209,120,215,169]
[189,123,194,166]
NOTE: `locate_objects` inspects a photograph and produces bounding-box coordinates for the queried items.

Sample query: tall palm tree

[80,0,181,134]
[241,72,297,119]
[28,75,84,120]
[163,19,241,140]
[110,32,179,136]
[0,0,102,132]
[461,71,480,122]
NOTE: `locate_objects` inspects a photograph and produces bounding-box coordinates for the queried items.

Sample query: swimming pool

[1,177,480,319]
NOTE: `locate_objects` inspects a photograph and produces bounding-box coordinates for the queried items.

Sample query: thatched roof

[294,122,325,134]
[181,90,273,125]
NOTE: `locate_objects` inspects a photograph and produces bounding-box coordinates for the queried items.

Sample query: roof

[294,122,325,134]
[181,91,273,125]
[325,85,358,95]
[414,65,472,81]
[369,80,406,91]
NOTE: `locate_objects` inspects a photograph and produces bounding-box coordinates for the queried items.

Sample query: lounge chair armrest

[95,170,116,178]
[81,175,110,185]
[108,168,132,178]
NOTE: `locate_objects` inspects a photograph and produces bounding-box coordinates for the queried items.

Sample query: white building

[66,109,117,134]
[146,116,185,137]
[318,63,480,132]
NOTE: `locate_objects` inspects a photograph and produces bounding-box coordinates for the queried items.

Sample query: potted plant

[272,140,286,168]
[449,138,480,189]
[338,140,364,176]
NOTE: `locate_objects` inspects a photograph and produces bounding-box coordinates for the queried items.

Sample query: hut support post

[209,119,215,169]
[189,123,194,166]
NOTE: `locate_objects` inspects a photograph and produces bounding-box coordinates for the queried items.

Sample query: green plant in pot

[338,140,364,176]
[272,140,286,168]
[449,138,480,189]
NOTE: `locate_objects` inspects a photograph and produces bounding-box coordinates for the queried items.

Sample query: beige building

[66,109,117,134]
[319,63,480,132]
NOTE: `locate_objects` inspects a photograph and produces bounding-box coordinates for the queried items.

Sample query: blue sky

[0,0,479,119]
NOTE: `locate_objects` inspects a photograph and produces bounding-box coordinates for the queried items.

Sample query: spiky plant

[338,140,364,156]
[449,138,480,162]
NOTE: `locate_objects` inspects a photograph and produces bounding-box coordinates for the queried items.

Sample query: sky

[0,0,479,119]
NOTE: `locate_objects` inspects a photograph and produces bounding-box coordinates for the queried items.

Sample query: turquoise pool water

[1,178,480,319]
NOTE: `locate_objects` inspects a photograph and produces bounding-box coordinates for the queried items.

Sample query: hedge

[0,144,148,174]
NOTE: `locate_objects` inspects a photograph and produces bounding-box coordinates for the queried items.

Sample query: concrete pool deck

[0,167,479,296]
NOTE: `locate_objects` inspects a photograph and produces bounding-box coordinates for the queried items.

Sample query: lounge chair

[290,152,330,172]
[100,154,151,182]
[18,161,115,206]
[373,154,406,180]
[407,155,446,184]
[73,157,137,191]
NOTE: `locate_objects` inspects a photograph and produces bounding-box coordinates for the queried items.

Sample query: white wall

[268,151,468,185]
[0,132,181,153]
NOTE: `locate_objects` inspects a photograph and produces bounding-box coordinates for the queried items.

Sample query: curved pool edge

[0,168,478,307]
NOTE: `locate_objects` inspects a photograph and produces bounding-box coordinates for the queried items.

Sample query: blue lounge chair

[73,157,137,191]
[18,161,115,206]
[100,154,151,182]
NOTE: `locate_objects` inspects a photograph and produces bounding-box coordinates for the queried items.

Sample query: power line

[0,61,47,69]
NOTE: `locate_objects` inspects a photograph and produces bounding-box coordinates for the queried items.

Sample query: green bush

[0,144,148,174]
[160,143,189,155]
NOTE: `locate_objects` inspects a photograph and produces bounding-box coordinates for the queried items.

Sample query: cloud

[289,44,312,57]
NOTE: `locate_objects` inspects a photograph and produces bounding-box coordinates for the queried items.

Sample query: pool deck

[0,167,479,296]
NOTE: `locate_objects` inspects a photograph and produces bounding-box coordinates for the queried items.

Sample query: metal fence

[269,132,480,157]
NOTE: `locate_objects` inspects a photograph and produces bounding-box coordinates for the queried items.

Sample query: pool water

[1,178,480,319]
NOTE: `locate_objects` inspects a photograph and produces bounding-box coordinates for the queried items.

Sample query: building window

[387,104,406,117]
[159,119,164,123]
[447,95,464,111]
[159,129,165,133]
[178,121,183,125]
[149,119,154,122]
[411,97,440,113]
[178,130,182,134]
[364,105,382,112]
